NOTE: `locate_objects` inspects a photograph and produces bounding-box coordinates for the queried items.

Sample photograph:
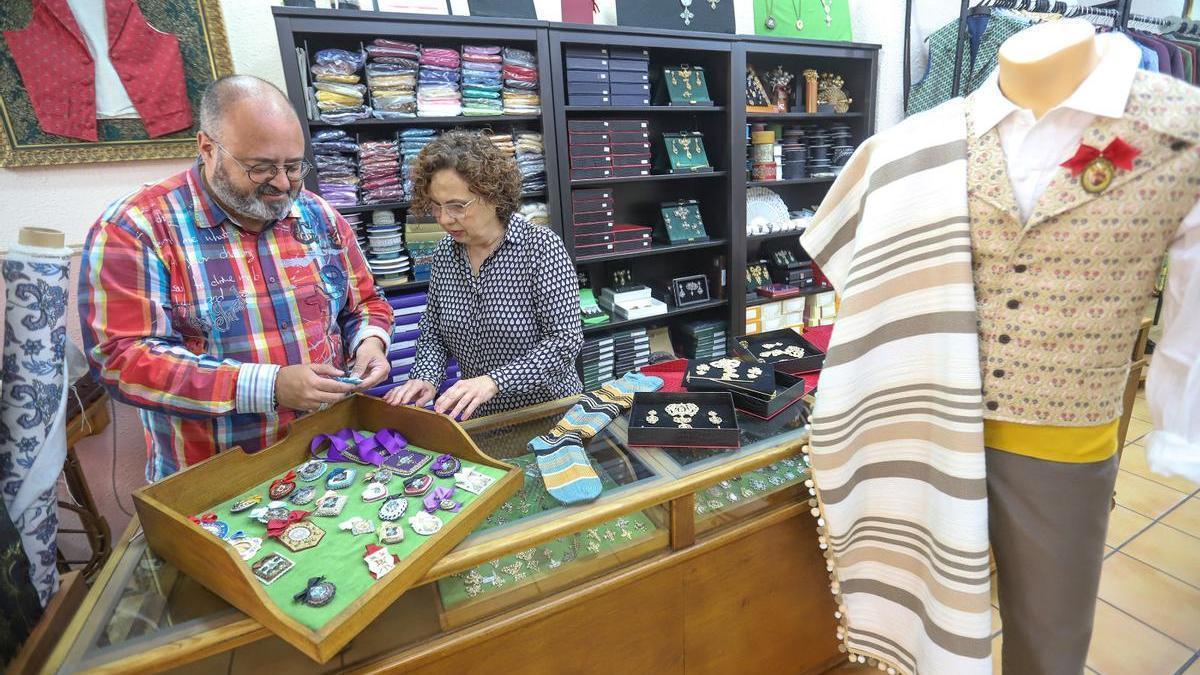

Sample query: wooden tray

[132,394,522,662]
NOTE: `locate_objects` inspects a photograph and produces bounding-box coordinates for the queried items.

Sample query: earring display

[685,357,776,397]
[628,391,741,448]
[734,327,826,374]
[661,131,713,174]
[671,274,711,307]
[746,262,773,298]
[657,199,709,244]
[658,64,714,105]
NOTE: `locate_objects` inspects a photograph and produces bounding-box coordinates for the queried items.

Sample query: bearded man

[79,75,393,481]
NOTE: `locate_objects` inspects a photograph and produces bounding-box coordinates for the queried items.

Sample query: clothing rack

[901,0,1190,112]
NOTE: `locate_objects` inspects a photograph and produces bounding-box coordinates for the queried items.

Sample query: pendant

[251,552,294,585]
[326,467,355,490]
[364,543,399,579]
[409,510,444,536]
[339,516,375,536]
[680,0,694,25]
[313,491,348,517]
[228,534,263,561]
[293,576,337,607]
[200,520,229,539]
[290,485,317,506]
[365,468,393,485]
[454,467,497,495]
[269,473,296,500]
[1081,157,1116,194]
[250,501,291,524]
[431,454,461,478]
[297,459,327,482]
[230,495,262,514]
[362,482,388,502]
[379,496,408,521]
[765,15,776,29]
[379,524,405,545]
[708,0,719,8]
[278,521,324,552]
[796,18,804,30]
[387,449,432,477]
[403,474,434,497]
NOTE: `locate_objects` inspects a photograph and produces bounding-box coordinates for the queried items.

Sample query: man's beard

[210,157,299,222]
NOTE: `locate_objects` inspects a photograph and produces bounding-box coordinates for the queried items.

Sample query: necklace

[764,0,776,29]
[820,0,832,26]
[679,0,694,26]
[793,0,804,31]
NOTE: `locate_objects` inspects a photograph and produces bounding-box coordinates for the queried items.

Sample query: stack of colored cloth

[501,47,540,114]
[358,139,403,204]
[404,211,444,282]
[461,45,504,116]
[518,200,549,227]
[365,39,418,119]
[488,132,515,158]
[364,209,411,283]
[311,129,359,207]
[417,46,462,117]
[514,130,546,193]
[310,49,369,125]
[399,128,437,196]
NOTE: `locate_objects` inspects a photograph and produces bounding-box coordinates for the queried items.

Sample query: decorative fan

[746,188,790,236]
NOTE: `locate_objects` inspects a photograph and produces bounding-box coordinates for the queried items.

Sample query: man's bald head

[199,75,299,139]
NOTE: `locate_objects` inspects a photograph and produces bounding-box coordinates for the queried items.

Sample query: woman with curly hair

[384,130,582,419]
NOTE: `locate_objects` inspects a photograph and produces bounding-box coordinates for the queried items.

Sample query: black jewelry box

[568,119,612,132]
[569,132,611,145]
[729,368,811,419]
[610,70,650,83]
[571,167,613,181]
[609,58,651,72]
[684,357,773,397]
[569,81,611,95]
[610,131,651,143]
[571,94,612,106]
[566,56,609,71]
[612,166,651,177]
[628,392,741,449]
[567,69,610,83]
[609,119,649,132]
[571,155,614,169]
[569,143,613,158]
[609,47,650,60]
[733,328,826,375]
[575,221,615,236]
[572,188,613,202]
[611,95,652,106]
[573,209,615,225]
[611,82,652,96]
[565,46,609,58]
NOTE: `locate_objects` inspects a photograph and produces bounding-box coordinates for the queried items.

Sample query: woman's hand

[383,379,437,407]
[434,375,498,421]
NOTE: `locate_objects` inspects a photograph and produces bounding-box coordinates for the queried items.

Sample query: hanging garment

[4,0,192,141]
[906,10,1033,117]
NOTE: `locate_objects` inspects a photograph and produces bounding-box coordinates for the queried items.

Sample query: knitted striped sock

[550,392,620,440]
[528,432,601,505]
[597,371,664,409]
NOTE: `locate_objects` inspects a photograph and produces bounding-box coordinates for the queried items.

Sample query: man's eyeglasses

[210,137,311,184]
[430,198,477,219]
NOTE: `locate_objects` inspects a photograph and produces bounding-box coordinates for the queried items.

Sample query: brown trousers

[986,447,1119,675]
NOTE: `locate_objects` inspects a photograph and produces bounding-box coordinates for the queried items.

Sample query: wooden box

[132,394,522,663]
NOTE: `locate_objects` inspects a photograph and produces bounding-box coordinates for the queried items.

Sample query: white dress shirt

[972,33,1200,482]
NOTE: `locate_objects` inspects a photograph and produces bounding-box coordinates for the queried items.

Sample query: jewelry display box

[627,391,741,448]
[684,357,810,419]
[657,199,709,244]
[657,64,714,105]
[733,327,826,375]
[131,395,522,662]
[661,131,713,173]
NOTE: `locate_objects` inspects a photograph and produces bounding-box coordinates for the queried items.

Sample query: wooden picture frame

[0,0,234,168]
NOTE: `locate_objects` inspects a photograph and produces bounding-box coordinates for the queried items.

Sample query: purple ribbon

[310,428,408,467]
[423,486,461,513]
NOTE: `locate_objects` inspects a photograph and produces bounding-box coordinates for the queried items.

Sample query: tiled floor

[825,391,1200,675]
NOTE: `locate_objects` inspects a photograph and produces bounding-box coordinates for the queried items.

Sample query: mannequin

[801,17,1200,675]
[996,19,1099,117]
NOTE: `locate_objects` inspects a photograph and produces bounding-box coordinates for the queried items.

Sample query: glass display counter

[46,398,838,675]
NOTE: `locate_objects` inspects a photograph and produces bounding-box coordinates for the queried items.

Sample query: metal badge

[298,459,328,482]
[313,492,348,517]
[408,511,443,536]
[278,521,325,553]
[339,517,376,536]
[252,552,294,585]
[403,474,433,497]
[378,524,405,545]
[290,485,317,506]
[326,467,356,490]
[230,495,262,514]
[294,576,337,608]
[362,482,388,502]
[379,496,408,521]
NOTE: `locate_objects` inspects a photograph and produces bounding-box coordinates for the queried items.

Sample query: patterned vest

[966,71,1200,426]
[907,10,1031,117]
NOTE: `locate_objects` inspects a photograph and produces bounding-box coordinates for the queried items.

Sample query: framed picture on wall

[0,0,234,168]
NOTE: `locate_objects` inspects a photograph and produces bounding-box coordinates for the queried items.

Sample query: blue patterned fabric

[0,250,71,606]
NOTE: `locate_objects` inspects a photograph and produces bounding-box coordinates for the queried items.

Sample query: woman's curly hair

[409,130,522,222]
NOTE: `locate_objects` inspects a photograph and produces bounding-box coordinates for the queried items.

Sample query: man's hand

[383,379,436,407]
[350,336,389,390]
[275,363,357,412]
[434,375,498,421]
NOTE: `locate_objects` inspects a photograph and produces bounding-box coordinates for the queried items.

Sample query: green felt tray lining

[200,444,507,630]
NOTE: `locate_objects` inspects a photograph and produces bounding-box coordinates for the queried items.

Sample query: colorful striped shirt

[79,162,393,482]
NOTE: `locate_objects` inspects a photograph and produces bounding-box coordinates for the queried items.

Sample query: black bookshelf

[272,7,878,374]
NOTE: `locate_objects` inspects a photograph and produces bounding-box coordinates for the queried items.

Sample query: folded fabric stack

[514,130,546,193]
[310,48,370,125]
[359,139,403,204]
[418,46,462,117]
[311,129,359,207]
[405,211,444,282]
[399,128,437,197]
[365,39,418,119]
[501,47,540,115]
[488,132,515,158]
[461,45,504,116]
[364,209,411,283]
[518,200,550,227]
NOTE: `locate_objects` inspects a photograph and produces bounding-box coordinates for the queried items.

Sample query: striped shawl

[799,98,992,675]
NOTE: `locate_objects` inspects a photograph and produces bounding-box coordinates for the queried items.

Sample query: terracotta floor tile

[1163,499,1200,539]
[1114,470,1189,520]
[1098,552,1200,648]
[1130,395,1152,423]
[1123,524,1200,589]
[1119,444,1200,494]
[1107,505,1154,548]
[1086,601,1192,674]
[1124,416,1155,444]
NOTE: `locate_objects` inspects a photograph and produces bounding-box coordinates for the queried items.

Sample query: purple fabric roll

[388,293,428,309]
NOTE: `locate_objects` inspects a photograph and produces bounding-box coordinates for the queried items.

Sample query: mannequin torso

[997,19,1100,117]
